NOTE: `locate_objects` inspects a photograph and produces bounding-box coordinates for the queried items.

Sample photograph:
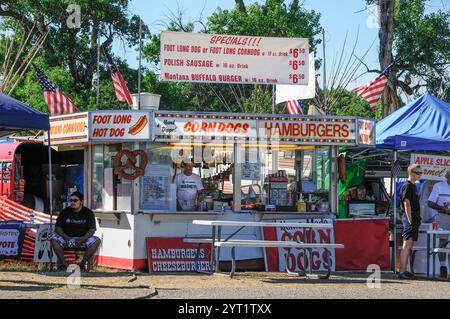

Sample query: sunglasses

[413,171,423,175]
[70,199,80,203]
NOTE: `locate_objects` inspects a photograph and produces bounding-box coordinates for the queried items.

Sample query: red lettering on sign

[92,115,111,124]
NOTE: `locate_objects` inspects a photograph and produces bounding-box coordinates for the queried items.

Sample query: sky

[114,0,448,97]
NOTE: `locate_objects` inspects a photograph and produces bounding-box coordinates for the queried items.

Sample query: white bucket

[131,93,161,110]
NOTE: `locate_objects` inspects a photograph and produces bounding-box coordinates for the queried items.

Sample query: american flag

[104,50,133,105]
[285,99,303,115]
[391,159,402,177]
[352,63,393,110]
[32,64,77,116]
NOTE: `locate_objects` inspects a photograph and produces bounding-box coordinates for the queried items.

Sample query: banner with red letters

[160,31,309,85]
[146,237,212,273]
[263,219,335,272]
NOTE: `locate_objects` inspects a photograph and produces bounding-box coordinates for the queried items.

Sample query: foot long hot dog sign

[160,31,310,85]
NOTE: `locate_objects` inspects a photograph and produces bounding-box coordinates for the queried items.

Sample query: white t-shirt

[428,181,450,221]
[175,173,204,211]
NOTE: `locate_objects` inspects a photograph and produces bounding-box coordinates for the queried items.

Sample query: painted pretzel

[114,150,148,180]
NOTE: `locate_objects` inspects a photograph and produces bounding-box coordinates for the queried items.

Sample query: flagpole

[138,17,142,108]
[96,27,101,108]
[393,150,398,273]
[322,28,327,115]
[47,130,53,269]
[272,85,275,114]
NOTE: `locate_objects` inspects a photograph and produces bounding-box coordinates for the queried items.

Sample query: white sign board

[411,153,450,181]
[160,31,309,85]
[155,113,258,141]
[45,112,89,145]
[263,218,335,272]
[90,110,151,141]
[33,224,57,263]
[0,228,20,257]
[259,118,357,144]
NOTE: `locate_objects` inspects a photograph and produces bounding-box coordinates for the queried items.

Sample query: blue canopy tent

[376,92,450,151]
[0,92,50,136]
[375,92,450,273]
[0,93,55,260]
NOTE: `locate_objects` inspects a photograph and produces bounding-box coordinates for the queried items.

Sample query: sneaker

[404,271,415,279]
[398,272,410,280]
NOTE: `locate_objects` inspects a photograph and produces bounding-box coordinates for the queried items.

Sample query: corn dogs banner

[45,112,89,145]
[160,31,309,85]
[89,110,151,141]
[263,219,336,272]
[155,112,258,141]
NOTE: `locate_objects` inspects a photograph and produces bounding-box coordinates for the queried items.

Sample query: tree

[143,0,322,113]
[366,0,450,116]
[0,0,145,111]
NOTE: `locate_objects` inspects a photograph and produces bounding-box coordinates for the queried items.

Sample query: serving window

[240,144,331,212]
[138,141,235,212]
[91,143,133,211]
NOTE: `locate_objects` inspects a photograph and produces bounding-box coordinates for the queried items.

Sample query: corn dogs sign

[90,111,151,141]
[45,113,89,145]
[154,112,369,145]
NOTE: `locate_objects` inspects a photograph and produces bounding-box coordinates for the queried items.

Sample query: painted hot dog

[128,115,148,135]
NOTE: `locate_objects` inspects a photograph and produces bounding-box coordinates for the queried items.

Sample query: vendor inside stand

[239,144,331,213]
[176,160,204,211]
[137,142,235,212]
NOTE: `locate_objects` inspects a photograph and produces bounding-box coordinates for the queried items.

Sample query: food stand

[35,107,391,272]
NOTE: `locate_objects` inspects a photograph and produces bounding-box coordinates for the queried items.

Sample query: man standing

[399,164,423,279]
[427,170,450,229]
[176,160,204,211]
[51,191,101,271]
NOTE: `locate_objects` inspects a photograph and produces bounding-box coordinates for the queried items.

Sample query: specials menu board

[160,31,309,85]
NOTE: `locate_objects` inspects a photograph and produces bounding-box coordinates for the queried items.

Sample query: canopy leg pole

[393,151,398,274]
[47,131,54,270]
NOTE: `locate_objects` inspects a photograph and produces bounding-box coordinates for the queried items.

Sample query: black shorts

[402,216,420,241]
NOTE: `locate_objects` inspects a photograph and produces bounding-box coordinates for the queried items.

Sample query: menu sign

[90,110,151,141]
[155,113,258,141]
[160,31,309,85]
[411,153,450,181]
[259,118,357,144]
[45,112,88,145]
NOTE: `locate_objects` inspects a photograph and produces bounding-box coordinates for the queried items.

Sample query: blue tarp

[376,92,450,151]
[0,93,49,135]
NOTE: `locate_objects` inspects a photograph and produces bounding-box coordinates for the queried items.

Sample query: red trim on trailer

[95,256,148,271]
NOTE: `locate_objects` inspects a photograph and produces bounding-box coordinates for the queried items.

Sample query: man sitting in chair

[51,191,101,271]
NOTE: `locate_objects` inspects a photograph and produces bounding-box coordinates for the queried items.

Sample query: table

[426,229,450,278]
[192,220,333,274]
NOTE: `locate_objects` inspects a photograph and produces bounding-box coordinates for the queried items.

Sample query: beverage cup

[432,221,439,230]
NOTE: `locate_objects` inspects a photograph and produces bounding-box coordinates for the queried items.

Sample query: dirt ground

[0,269,449,299]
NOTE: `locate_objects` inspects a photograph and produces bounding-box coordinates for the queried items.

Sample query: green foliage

[243,85,273,114]
[328,91,380,119]
[0,0,143,112]
[366,0,450,102]
[208,0,321,51]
